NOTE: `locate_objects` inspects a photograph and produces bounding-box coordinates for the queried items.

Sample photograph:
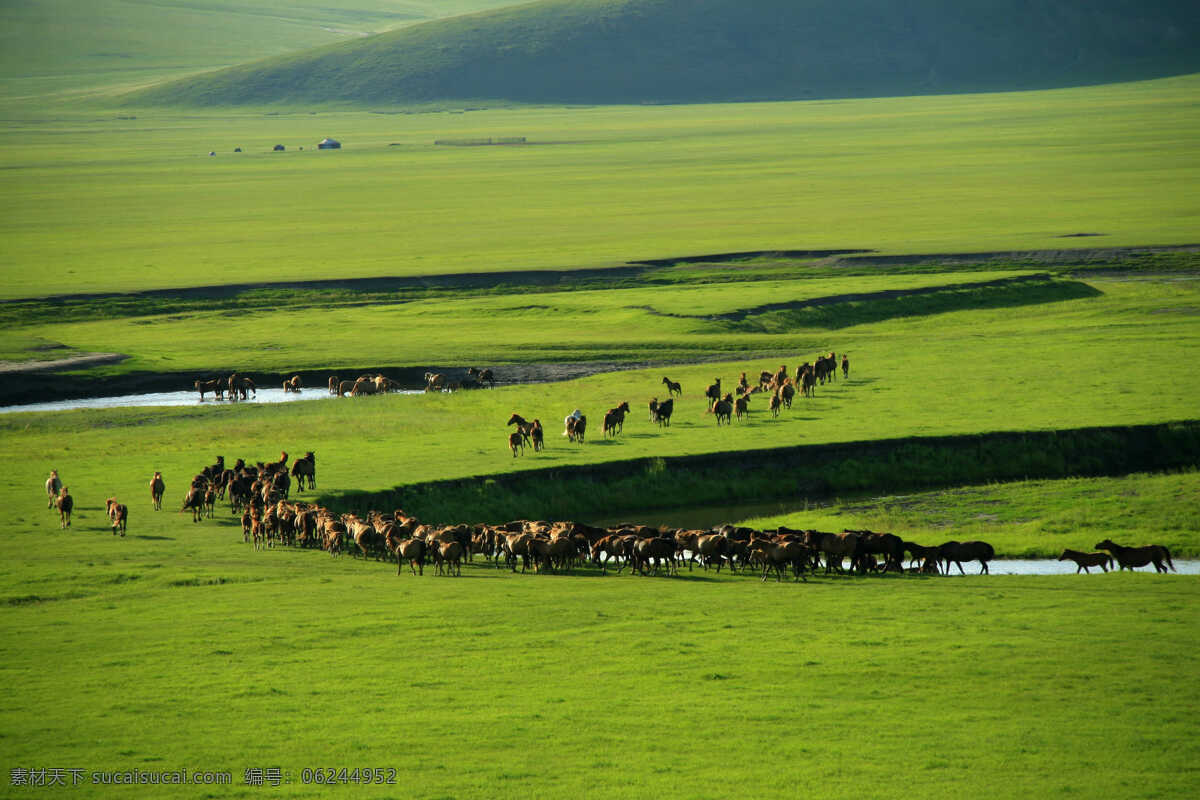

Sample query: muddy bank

[0,352,128,374]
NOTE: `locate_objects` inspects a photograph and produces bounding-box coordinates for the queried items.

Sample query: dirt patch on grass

[0,352,128,374]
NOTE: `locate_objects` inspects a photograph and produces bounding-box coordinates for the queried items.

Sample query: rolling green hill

[0,0,528,102]
[129,0,1200,107]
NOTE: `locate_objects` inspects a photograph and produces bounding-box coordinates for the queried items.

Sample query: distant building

[317,138,341,150]
[273,144,285,152]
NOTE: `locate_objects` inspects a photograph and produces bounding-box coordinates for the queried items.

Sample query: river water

[0,387,420,414]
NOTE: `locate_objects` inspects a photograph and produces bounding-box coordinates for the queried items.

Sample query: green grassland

[0,0,528,103]
[3,8,1200,794]
[130,0,1200,107]
[8,268,1058,372]
[744,471,1200,559]
[2,75,1199,300]
[1,518,1197,799]
[3,270,1197,517]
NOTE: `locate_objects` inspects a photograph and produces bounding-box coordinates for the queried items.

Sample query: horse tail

[1162,546,1176,572]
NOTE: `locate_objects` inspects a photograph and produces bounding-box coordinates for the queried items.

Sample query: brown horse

[506,413,534,445]
[150,471,165,510]
[904,541,941,572]
[938,540,996,575]
[106,498,128,536]
[1095,539,1176,573]
[565,414,587,443]
[508,431,524,458]
[603,401,630,437]
[46,469,62,508]
[55,487,73,528]
[661,376,682,397]
[1058,549,1114,574]
[395,538,426,576]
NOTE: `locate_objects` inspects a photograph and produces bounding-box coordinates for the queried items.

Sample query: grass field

[2,507,1197,799]
[744,471,1200,559]
[3,9,1200,794]
[1,75,1198,300]
[0,1,527,103]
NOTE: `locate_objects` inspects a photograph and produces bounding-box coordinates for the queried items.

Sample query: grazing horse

[661,376,682,397]
[938,540,996,575]
[46,469,62,508]
[327,375,339,394]
[283,375,302,393]
[106,498,128,537]
[424,372,446,392]
[508,431,524,458]
[1058,549,1114,574]
[1095,539,1176,573]
[55,487,73,528]
[150,471,165,510]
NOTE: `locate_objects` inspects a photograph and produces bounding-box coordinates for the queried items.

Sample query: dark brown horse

[1095,539,1176,573]
[661,376,682,397]
[1058,549,1114,574]
[938,540,995,575]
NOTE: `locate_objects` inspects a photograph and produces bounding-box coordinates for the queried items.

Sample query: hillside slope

[0,0,528,101]
[130,0,1200,106]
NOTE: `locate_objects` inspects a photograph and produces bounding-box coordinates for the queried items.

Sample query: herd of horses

[41,453,1179,578]
[192,367,497,400]
[501,353,849,456]
[63,354,1185,578]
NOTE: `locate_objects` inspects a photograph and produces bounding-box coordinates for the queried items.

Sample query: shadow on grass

[706,277,1104,332]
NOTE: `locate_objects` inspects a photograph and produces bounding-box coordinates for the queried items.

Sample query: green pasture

[744,470,1200,560]
[5,268,1053,372]
[2,271,1197,526]
[1,74,1198,299]
[0,0,526,103]
[1,506,1197,799]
